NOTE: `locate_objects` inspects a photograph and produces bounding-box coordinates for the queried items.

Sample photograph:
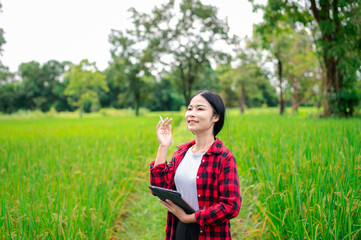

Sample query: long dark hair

[192,90,225,137]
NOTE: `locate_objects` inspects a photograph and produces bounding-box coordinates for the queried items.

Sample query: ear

[212,114,219,123]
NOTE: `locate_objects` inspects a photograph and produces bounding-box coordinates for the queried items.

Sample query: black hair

[192,90,225,137]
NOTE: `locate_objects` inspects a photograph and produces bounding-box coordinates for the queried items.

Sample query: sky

[0,0,265,72]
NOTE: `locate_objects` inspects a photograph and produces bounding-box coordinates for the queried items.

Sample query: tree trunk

[135,92,140,116]
[291,76,298,114]
[291,97,298,114]
[277,57,285,115]
[323,53,338,116]
[178,62,191,106]
[240,84,246,114]
[310,0,343,117]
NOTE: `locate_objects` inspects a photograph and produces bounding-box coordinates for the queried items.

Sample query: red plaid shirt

[150,137,241,240]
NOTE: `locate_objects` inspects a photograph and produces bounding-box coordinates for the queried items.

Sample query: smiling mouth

[188,120,198,124]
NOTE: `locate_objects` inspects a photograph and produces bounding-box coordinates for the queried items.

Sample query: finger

[163,205,172,213]
[159,199,171,211]
[159,199,169,206]
[156,120,161,129]
[166,199,175,207]
[160,118,168,128]
[164,118,173,128]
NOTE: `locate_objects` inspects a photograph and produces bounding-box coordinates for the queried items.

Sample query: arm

[195,155,241,228]
[150,117,175,189]
[154,117,172,166]
[150,153,176,189]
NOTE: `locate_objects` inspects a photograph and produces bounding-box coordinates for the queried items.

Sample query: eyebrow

[188,104,207,107]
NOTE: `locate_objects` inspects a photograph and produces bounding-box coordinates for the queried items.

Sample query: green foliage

[282,29,322,113]
[251,0,361,116]
[146,74,185,111]
[0,63,12,84]
[254,14,297,114]
[0,81,21,113]
[217,39,278,112]
[120,0,232,105]
[16,60,70,112]
[108,29,154,116]
[64,59,108,115]
[18,61,43,109]
[0,2,5,56]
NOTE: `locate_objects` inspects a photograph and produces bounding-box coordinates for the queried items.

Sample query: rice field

[222,110,361,239]
[0,114,182,239]
[0,108,360,239]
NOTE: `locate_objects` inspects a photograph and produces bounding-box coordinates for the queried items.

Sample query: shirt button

[196,176,199,179]
[202,159,205,163]
[200,230,203,233]
[198,194,201,198]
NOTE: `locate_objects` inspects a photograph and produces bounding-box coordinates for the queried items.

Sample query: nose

[185,108,195,118]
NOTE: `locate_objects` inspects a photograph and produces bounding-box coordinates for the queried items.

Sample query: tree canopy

[0,0,359,117]
[250,0,361,116]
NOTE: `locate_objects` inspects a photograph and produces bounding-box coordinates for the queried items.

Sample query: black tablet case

[149,185,195,214]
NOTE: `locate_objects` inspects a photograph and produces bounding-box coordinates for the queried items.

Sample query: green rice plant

[221,110,361,239]
[0,115,182,239]
[2,108,359,239]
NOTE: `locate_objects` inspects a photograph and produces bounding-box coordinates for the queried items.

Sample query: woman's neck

[193,132,215,154]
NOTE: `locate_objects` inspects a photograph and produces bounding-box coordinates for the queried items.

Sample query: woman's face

[185,94,219,135]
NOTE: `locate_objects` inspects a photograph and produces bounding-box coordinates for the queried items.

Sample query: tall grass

[1,109,360,239]
[221,110,361,239]
[0,115,182,239]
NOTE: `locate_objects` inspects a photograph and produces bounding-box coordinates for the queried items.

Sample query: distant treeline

[0,59,279,114]
[0,0,360,116]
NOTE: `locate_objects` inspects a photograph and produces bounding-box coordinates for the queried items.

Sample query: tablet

[149,185,195,214]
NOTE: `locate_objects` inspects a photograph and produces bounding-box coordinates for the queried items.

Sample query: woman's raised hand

[156,117,173,147]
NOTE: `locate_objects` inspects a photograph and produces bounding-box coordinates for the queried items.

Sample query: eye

[198,108,204,111]
[187,108,192,111]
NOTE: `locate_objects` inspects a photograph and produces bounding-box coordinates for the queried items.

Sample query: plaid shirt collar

[176,137,223,156]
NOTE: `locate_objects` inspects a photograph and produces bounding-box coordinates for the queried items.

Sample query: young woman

[150,90,241,240]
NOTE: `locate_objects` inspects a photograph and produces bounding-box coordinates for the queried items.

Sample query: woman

[150,90,241,240]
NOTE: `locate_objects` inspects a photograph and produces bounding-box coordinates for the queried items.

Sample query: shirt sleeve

[195,155,241,228]
[149,153,177,190]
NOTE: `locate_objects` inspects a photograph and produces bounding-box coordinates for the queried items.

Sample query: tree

[250,0,361,116]
[109,28,154,116]
[18,60,70,111]
[0,65,13,84]
[216,64,239,108]
[99,66,126,109]
[254,18,294,114]
[122,0,231,106]
[18,61,44,110]
[146,73,185,111]
[218,36,278,113]
[0,2,11,84]
[0,81,21,113]
[0,2,5,58]
[64,60,108,116]
[283,30,321,114]
[219,64,277,113]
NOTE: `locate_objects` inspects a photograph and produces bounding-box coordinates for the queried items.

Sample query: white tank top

[174,146,206,211]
